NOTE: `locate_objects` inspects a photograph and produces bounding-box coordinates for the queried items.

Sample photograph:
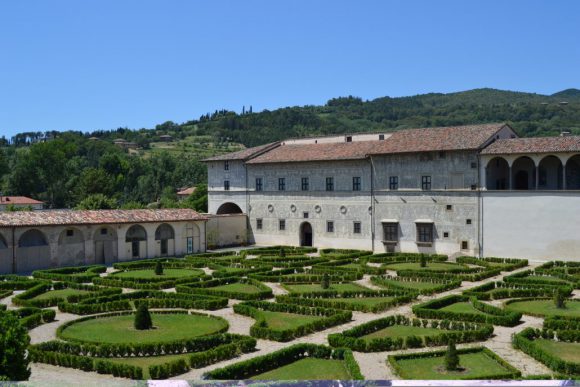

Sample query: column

[508,166,513,190]
[563,164,567,190]
[535,165,539,190]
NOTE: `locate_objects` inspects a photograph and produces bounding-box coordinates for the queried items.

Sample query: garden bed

[504,298,580,318]
[176,277,272,300]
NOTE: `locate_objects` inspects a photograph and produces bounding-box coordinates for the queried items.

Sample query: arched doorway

[216,202,243,215]
[0,233,10,274]
[17,229,50,272]
[94,226,118,264]
[486,157,509,190]
[514,170,529,190]
[155,223,175,256]
[57,227,85,267]
[185,223,201,254]
[538,155,563,190]
[512,156,535,190]
[566,155,580,190]
[126,225,147,259]
[300,222,313,247]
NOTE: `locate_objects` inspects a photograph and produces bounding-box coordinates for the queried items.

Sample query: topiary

[0,311,31,380]
[134,304,153,330]
[554,288,566,309]
[279,247,286,258]
[321,273,330,289]
[155,261,163,276]
[420,254,427,268]
[444,340,460,371]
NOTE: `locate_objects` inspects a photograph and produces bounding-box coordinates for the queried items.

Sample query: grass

[209,283,265,294]
[32,288,89,300]
[59,313,227,344]
[111,268,205,279]
[102,353,190,379]
[375,278,445,290]
[259,311,322,331]
[391,351,515,379]
[362,324,451,340]
[523,275,571,284]
[505,299,580,317]
[534,340,580,363]
[324,297,395,307]
[281,283,368,293]
[250,358,351,380]
[382,262,467,271]
[438,302,488,315]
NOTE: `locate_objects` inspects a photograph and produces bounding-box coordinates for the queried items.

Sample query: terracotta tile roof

[0,209,207,227]
[245,123,509,164]
[0,196,44,205]
[177,187,196,196]
[203,142,280,161]
[482,136,580,155]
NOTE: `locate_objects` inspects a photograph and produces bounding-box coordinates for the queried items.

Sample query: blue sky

[0,0,578,136]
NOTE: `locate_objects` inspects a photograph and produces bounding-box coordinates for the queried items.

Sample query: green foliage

[279,247,286,258]
[5,204,33,212]
[420,254,427,268]
[445,341,460,371]
[155,261,163,276]
[554,288,567,309]
[75,193,117,210]
[134,304,153,330]
[321,273,330,289]
[0,311,31,380]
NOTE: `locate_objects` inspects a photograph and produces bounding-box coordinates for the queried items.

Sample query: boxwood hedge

[176,277,272,300]
[371,275,461,295]
[32,265,106,283]
[464,281,573,300]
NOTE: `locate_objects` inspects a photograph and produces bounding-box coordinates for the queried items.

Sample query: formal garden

[0,247,579,381]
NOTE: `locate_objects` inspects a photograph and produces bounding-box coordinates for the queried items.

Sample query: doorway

[300,222,313,247]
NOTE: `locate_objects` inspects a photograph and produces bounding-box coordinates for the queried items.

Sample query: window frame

[301,177,309,191]
[352,176,361,191]
[255,177,263,192]
[389,176,399,190]
[353,221,362,234]
[326,177,334,191]
[416,223,434,244]
[278,178,286,191]
[326,221,334,233]
[421,175,432,191]
[256,218,263,230]
[224,160,229,171]
[382,223,398,242]
[279,219,286,231]
[224,180,230,191]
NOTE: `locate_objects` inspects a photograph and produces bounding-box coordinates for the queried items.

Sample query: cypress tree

[321,273,330,289]
[420,254,427,268]
[554,288,566,309]
[279,247,285,258]
[155,261,163,276]
[444,341,460,371]
[134,303,153,330]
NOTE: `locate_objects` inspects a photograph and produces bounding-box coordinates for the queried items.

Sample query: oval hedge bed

[57,311,228,344]
[176,277,273,300]
[464,281,573,301]
[12,281,121,308]
[371,275,461,295]
[328,315,493,352]
[110,268,206,280]
[504,298,580,318]
[33,265,107,283]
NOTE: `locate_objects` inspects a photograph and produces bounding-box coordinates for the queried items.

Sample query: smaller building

[159,134,173,142]
[177,186,196,200]
[113,139,139,150]
[0,196,44,211]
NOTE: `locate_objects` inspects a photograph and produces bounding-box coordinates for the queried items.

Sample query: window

[470,184,477,190]
[301,177,309,191]
[352,177,361,191]
[471,162,477,169]
[66,229,74,237]
[466,219,472,225]
[383,223,398,242]
[461,241,469,250]
[416,223,434,243]
[278,178,286,191]
[224,180,230,191]
[256,219,263,230]
[100,228,108,235]
[279,219,286,231]
[379,134,385,140]
[443,232,449,238]
[389,176,399,190]
[326,177,334,191]
[421,176,432,190]
[439,151,446,159]
[346,136,352,142]
[224,161,229,170]
[327,221,334,233]
[160,239,168,255]
[303,212,309,219]
[446,205,453,211]
[255,178,263,192]
[353,222,361,234]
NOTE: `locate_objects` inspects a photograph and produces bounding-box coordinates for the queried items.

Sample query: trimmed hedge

[513,328,580,376]
[365,253,449,264]
[13,281,121,308]
[328,315,493,352]
[92,273,210,290]
[503,270,576,287]
[0,275,43,291]
[249,267,363,282]
[464,281,573,300]
[412,295,522,326]
[8,307,56,329]
[456,256,528,271]
[176,277,272,300]
[32,265,106,283]
[203,343,363,380]
[276,289,417,313]
[371,275,461,295]
[234,300,352,342]
[543,316,580,331]
[388,346,521,379]
[112,258,205,270]
[208,263,273,278]
[240,246,317,257]
[0,290,12,299]
[503,297,580,318]
[396,267,503,282]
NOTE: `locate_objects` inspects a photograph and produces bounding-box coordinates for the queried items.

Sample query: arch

[93,226,118,264]
[185,223,201,254]
[538,155,563,190]
[216,202,243,215]
[0,234,7,249]
[155,223,175,256]
[566,155,580,190]
[18,229,48,247]
[512,156,535,190]
[125,224,147,259]
[299,222,313,247]
[486,157,509,190]
[57,227,85,267]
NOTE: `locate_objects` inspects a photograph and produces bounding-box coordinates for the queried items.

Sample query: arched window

[216,202,243,215]
[125,225,147,242]
[155,224,175,240]
[0,234,7,249]
[18,229,48,247]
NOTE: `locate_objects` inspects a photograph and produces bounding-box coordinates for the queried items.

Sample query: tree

[444,341,460,371]
[0,311,31,380]
[155,261,163,276]
[134,304,153,330]
[420,254,427,268]
[279,247,286,258]
[75,194,117,210]
[554,288,567,309]
[321,273,330,289]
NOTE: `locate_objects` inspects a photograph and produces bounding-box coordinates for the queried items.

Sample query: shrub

[134,304,153,330]
[155,261,163,276]
[279,247,285,257]
[420,254,427,268]
[445,341,460,371]
[554,288,566,309]
[0,311,31,380]
[321,273,330,289]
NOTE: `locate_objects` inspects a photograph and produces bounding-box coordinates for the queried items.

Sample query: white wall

[206,214,248,248]
[482,192,580,261]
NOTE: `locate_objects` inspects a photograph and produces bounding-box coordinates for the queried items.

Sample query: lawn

[210,283,265,294]
[391,350,516,379]
[59,313,227,344]
[438,302,488,315]
[522,275,571,284]
[534,339,580,363]
[111,268,205,279]
[325,296,395,307]
[282,283,368,293]
[382,262,467,271]
[362,324,451,340]
[259,311,322,330]
[505,299,580,317]
[250,358,351,380]
[32,288,89,300]
[375,278,444,290]
[102,353,190,379]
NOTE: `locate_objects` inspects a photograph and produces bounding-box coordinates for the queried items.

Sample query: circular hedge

[110,268,205,280]
[58,311,228,344]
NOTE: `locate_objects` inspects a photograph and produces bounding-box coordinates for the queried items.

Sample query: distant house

[177,187,196,200]
[88,136,99,141]
[0,196,44,211]
[113,138,138,150]
[159,134,173,142]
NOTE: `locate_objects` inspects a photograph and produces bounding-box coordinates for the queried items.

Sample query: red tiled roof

[177,187,196,196]
[0,209,207,227]
[481,136,580,155]
[203,142,281,161]
[246,124,509,164]
[0,196,44,205]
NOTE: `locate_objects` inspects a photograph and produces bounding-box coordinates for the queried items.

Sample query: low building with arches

[205,123,580,262]
[0,209,207,274]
